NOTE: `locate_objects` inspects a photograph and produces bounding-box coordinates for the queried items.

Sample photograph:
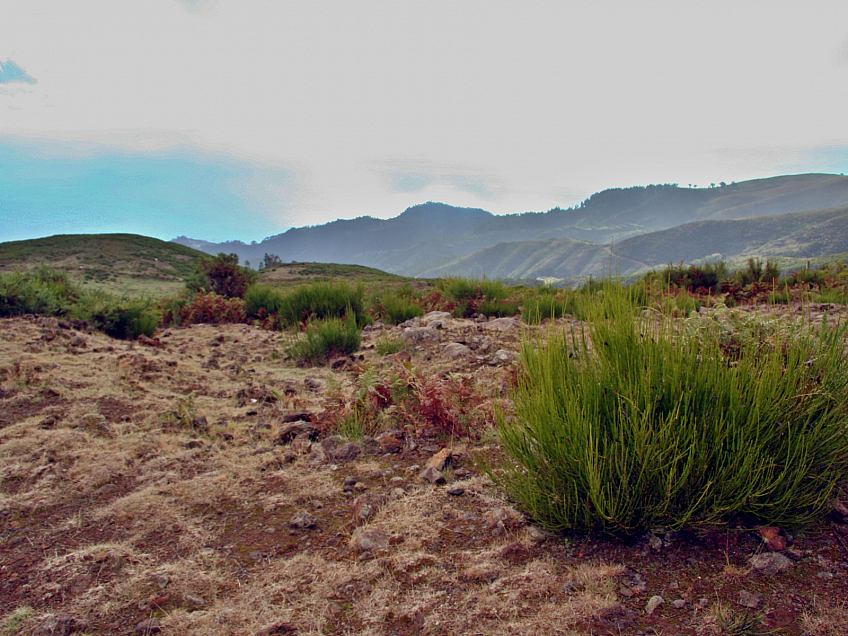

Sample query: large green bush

[246,280,365,328]
[287,316,362,364]
[498,284,848,535]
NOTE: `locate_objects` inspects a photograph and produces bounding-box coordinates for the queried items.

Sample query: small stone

[447,487,465,496]
[352,493,387,526]
[420,466,446,484]
[377,436,403,454]
[400,327,440,345]
[276,421,318,444]
[425,448,453,471]
[136,618,161,634]
[442,342,471,358]
[758,526,787,551]
[350,528,390,552]
[330,442,361,462]
[304,377,321,390]
[31,614,76,636]
[180,439,204,449]
[500,541,531,564]
[184,593,207,606]
[289,511,318,529]
[737,590,762,609]
[646,595,664,615]
[749,552,792,576]
[671,599,686,609]
[153,573,171,589]
[491,349,515,365]
[647,533,663,551]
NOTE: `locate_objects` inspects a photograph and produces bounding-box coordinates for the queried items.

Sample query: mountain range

[172,173,848,281]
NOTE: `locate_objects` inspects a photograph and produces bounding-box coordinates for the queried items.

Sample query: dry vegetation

[2,304,848,636]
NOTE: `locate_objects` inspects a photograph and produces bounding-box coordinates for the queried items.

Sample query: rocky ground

[1,308,847,636]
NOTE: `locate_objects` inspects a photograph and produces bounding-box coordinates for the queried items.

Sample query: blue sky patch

[0,60,37,84]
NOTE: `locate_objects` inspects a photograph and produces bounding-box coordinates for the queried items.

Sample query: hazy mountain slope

[614,204,848,265]
[419,204,848,281]
[418,238,616,279]
[172,174,848,276]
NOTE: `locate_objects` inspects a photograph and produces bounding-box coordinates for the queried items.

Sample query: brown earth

[1,309,847,636]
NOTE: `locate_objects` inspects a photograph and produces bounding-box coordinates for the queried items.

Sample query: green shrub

[287,317,362,364]
[375,335,406,355]
[186,253,257,298]
[371,286,425,325]
[436,277,513,318]
[72,293,160,339]
[249,280,365,328]
[0,268,76,317]
[497,283,848,536]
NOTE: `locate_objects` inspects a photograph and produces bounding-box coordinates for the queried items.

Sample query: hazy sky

[2,0,848,242]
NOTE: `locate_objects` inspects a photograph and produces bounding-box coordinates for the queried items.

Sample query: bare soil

[1,309,847,636]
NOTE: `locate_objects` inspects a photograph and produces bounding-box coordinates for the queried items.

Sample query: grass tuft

[497,282,848,535]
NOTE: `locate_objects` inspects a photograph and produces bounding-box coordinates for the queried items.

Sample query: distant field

[258,261,421,292]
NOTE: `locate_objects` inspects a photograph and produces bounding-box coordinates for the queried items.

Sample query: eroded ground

[1,309,847,635]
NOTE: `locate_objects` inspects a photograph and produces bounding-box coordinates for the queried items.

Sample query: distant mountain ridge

[172,174,848,279]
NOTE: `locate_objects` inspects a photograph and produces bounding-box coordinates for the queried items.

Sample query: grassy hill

[0,233,206,297]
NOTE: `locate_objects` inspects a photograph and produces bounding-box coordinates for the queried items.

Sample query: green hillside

[0,233,206,297]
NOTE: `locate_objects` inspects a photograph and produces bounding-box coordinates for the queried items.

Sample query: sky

[2,0,848,243]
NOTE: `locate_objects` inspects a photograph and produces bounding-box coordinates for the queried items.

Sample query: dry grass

[2,308,848,635]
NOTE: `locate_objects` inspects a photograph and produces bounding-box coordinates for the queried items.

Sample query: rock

[184,593,207,606]
[829,498,848,524]
[647,533,663,551]
[69,335,87,348]
[350,527,390,552]
[289,511,318,529]
[671,599,686,609]
[180,439,204,450]
[425,448,453,471]
[31,614,76,636]
[400,327,440,345]
[255,622,298,636]
[376,436,403,454]
[468,335,492,352]
[561,579,584,593]
[491,349,515,365]
[447,487,465,496]
[153,573,171,589]
[352,493,388,526]
[619,568,647,596]
[442,342,471,359]
[749,552,792,576]
[135,618,161,634]
[757,526,787,551]
[422,311,452,325]
[420,466,446,484]
[398,316,421,329]
[330,442,361,462]
[737,590,762,609]
[483,317,520,331]
[646,595,664,615]
[304,377,322,390]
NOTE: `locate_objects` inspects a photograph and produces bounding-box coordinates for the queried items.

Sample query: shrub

[186,253,257,298]
[287,317,362,364]
[521,292,583,324]
[72,293,160,339]
[371,286,425,325]
[376,336,406,355]
[178,292,246,325]
[0,268,76,317]
[248,280,365,328]
[436,277,512,318]
[497,283,848,535]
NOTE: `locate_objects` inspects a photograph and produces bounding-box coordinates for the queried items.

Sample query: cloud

[0,59,37,84]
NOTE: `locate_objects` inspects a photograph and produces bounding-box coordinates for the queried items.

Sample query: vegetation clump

[287,316,362,364]
[498,283,848,535]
